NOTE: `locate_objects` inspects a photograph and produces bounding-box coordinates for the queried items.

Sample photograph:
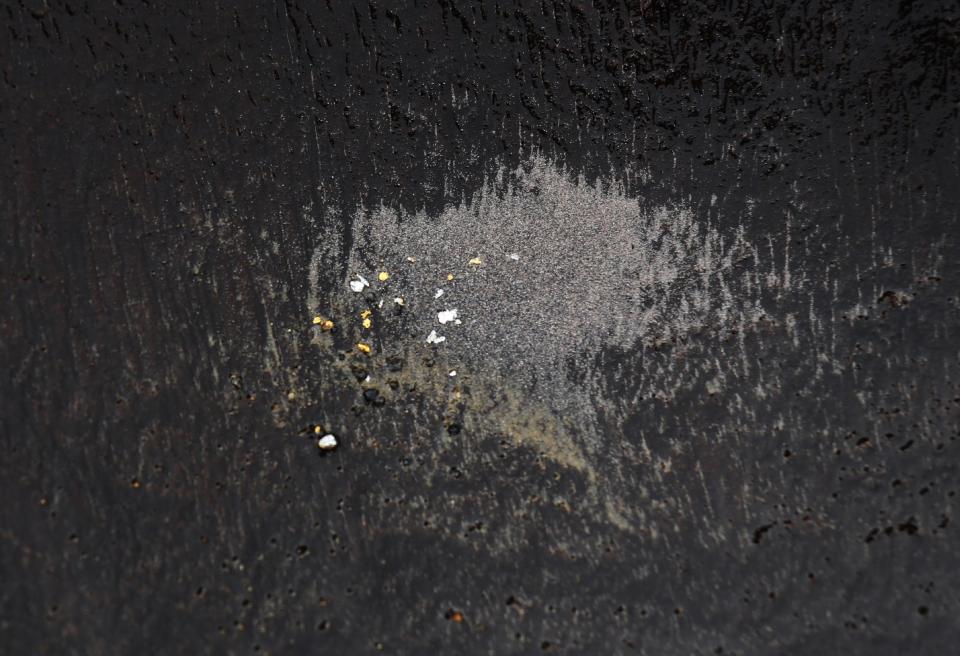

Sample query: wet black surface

[3,1,960,654]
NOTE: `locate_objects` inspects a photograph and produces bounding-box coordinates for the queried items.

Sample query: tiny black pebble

[386,356,403,372]
[351,364,368,382]
[447,423,462,435]
[363,388,380,404]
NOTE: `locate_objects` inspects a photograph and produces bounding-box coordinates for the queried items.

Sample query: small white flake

[317,434,338,450]
[437,308,459,324]
[378,299,384,308]
[508,253,520,260]
[435,289,444,299]
[449,370,457,377]
[393,297,405,306]
[349,275,370,293]
[426,330,446,344]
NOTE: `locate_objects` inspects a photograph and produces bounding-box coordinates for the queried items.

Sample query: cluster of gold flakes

[312,255,487,356]
[312,315,335,331]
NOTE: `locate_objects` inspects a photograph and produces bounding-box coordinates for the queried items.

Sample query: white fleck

[437,308,459,324]
[349,275,369,293]
[435,289,444,299]
[426,330,446,344]
[454,319,462,325]
[449,370,457,377]
[393,297,405,306]
[317,434,338,450]
[378,299,384,308]
[508,253,520,260]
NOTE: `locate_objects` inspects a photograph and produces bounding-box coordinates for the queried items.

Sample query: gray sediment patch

[316,158,764,413]
[306,156,775,531]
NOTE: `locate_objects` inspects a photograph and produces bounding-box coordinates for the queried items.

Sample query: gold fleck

[362,317,372,329]
[356,342,372,354]
[378,271,390,281]
[314,426,323,435]
[360,309,372,319]
[468,257,482,265]
[320,319,334,331]
[312,315,323,325]
[447,273,455,281]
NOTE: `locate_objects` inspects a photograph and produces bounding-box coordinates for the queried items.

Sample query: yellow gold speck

[362,317,372,329]
[356,342,372,354]
[378,271,390,281]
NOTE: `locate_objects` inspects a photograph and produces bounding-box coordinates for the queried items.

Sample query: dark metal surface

[2,1,959,654]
